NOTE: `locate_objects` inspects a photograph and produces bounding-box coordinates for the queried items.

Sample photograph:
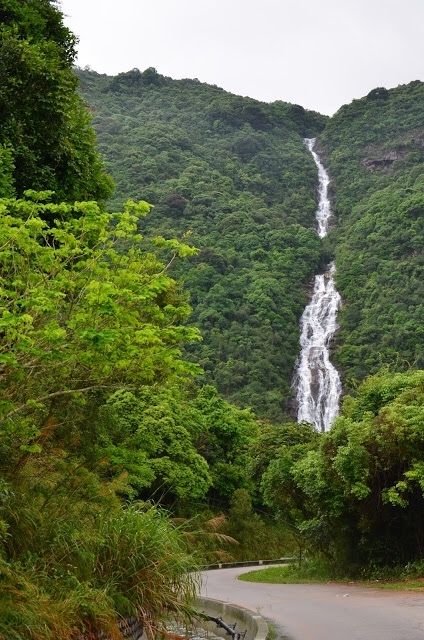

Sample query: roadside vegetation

[239,561,424,591]
[1,1,424,636]
[254,371,424,568]
[239,560,346,584]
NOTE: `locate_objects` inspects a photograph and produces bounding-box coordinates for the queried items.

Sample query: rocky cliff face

[362,149,405,170]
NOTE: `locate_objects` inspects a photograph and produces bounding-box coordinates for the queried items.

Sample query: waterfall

[294,138,341,432]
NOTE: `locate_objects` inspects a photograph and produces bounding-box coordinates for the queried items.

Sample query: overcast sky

[61,0,424,115]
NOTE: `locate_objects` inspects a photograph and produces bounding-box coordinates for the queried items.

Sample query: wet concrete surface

[200,566,424,640]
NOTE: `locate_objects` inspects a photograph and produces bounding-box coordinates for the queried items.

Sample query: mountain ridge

[77,67,424,418]
[77,65,329,420]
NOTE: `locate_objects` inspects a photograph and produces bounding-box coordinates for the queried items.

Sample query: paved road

[200,566,424,640]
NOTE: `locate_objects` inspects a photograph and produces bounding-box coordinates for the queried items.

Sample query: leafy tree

[96,386,212,503]
[258,370,424,568]
[255,422,320,561]
[0,1,113,200]
[0,193,201,635]
[0,194,199,469]
[193,385,258,505]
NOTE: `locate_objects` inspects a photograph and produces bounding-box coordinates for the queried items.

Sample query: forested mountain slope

[3,3,424,634]
[320,82,424,384]
[77,68,327,420]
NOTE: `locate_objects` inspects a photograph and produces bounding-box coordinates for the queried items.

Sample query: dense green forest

[256,370,424,567]
[320,83,424,383]
[79,72,424,407]
[1,1,424,637]
[75,69,424,577]
[77,67,327,420]
[0,3,264,637]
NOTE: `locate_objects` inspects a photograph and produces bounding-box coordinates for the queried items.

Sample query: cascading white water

[295,138,341,432]
[305,137,331,238]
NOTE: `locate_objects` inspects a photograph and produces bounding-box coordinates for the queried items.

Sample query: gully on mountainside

[294,138,342,433]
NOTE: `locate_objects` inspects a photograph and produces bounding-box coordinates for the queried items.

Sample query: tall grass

[0,458,198,639]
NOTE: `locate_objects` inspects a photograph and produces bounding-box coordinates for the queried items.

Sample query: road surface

[200,566,424,640]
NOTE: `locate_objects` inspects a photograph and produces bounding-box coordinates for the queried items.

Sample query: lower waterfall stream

[294,138,342,432]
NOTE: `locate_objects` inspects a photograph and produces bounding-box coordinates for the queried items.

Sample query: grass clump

[239,558,424,591]
[358,560,424,591]
[238,558,342,584]
[0,463,198,640]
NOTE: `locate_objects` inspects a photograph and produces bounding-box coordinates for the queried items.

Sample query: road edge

[195,596,269,640]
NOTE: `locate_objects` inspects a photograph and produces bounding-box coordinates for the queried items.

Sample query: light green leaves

[0,194,200,466]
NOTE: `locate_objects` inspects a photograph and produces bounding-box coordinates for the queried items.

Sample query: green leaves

[0,11,112,201]
[321,81,424,386]
[0,190,205,633]
[77,67,326,420]
[0,194,200,467]
[97,387,212,501]
[255,370,424,566]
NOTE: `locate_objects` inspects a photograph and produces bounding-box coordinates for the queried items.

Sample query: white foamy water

[294,138,342,432]
[305,137,331,238]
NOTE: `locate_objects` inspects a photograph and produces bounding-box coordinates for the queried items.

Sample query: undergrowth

[238,557,424,589]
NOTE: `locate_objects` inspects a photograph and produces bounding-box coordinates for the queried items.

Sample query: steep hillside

[320,81,424,384]
[77,68,328,420]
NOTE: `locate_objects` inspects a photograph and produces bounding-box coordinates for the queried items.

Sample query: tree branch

[1,384,127,423]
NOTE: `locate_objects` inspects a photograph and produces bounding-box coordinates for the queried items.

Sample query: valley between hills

[0,2,423,636]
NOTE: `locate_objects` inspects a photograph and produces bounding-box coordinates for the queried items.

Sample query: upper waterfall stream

[294,138,341,432]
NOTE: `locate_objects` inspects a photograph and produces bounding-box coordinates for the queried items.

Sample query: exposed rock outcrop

[362,150,404,171]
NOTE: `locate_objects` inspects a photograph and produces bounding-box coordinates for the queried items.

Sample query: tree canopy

[0,0,113,200]
[77,67,327,419]
[320,81,424,386]
[257,370,424,567]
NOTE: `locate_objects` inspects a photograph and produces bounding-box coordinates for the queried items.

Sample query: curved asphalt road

[200,566,424,640]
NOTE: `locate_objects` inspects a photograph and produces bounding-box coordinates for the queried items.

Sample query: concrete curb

[195,596,269,640]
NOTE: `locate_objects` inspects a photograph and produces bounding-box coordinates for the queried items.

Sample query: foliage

[239,558,424,589]
[96,387,212,503]
[91,382,259,510]
[256,421,321,559]
[0,3,328,633]
[223,489,293,561]
[0,0,76,63]
[192,386,259,504]
[0,1,113,200]
[0,193,204,635]
[0,194,199,468]
[77,67,327,419]
[238,558,342,583]
[320,81,424,385]
[0,488,197,639]
[0,187,271,634]
[174,513,239,564]
[257,370,424,567]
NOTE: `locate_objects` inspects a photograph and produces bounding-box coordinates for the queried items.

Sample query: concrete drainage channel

[81,561,287,639]
[193,559,293,640]
[195,597,269,640]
